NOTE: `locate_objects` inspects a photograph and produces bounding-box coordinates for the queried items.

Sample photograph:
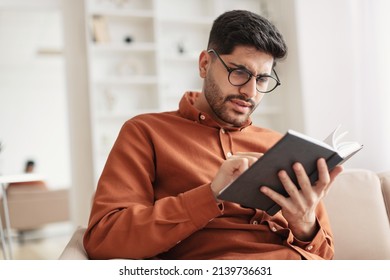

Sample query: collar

[178,91,252,131]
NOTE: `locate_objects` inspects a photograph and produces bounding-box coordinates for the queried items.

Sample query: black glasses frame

[207,49,281,93]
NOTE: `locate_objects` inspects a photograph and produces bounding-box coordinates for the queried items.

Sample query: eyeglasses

[207,49,281,93]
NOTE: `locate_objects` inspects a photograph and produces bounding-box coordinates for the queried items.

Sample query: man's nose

[239,77,257,99]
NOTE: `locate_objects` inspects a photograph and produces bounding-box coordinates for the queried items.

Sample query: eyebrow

[230,62,270,77]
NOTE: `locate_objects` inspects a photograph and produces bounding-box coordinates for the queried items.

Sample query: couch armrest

[379,171,390,223]
[324,169,390,259]
[58,227,88,260]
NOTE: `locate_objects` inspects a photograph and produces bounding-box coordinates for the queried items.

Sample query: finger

[318,158,330,181]
[230,152,263,167]
[225,157,251,175]
[292,162,312,196]
[212,157,253,195]
[232,152,264,164]
[312,158,344,200]
[278,167,300,202]
[229,155,258,168]
[329,165,344,183]
[234,152,264,158]
[292,162,322,207]
[322,165,344,196]
[260,184,291,209]
[314,158,331,193]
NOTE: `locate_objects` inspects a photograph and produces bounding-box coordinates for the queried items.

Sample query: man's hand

[210,152,263,198]
[260,158,343,241]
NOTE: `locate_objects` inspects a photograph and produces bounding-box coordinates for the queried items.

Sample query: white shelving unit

[84,0,293,183]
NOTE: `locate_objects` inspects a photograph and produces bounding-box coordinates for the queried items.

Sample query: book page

[336,141,363,158]
[289,126,362,159]
[323,124,362,158]
[323,124,342,148]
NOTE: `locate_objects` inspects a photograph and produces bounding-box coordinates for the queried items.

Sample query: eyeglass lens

[228,69,279,93]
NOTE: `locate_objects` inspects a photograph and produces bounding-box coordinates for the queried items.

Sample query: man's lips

[231,99,253,108]
[229,98,254,113]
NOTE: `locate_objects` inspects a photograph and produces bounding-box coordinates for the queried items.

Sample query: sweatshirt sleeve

[83,120,223,259]
[288,202,335,260]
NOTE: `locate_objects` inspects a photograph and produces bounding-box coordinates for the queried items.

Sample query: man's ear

[198,50,210,78]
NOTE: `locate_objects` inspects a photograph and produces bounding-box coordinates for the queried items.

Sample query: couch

[58,169,390,260]
[323,169,390,259]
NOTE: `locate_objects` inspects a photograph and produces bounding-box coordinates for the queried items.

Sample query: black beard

[205,92,256,127]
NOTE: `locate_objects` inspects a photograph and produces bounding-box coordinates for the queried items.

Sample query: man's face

[202,46,274,127]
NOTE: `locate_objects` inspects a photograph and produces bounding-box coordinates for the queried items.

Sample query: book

[217,125,363,216]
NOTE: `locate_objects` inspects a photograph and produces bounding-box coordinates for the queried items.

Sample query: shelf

[162,53,199,62]
[87,9,154,18]
[84,0,289,183]
[158,16,213,26]
[90,42,156,52]
[93,76,158,85]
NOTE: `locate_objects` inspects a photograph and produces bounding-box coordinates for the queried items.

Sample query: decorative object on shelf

[177,42,185,54]
[124,35,134,44]
[103,88,116,112]
[116,57,143,76]
[95,0,130,9]
[177,38,187,55]
[109,0,130,8]
[91,15,110,43]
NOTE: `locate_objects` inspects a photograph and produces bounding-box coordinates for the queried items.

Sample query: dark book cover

[217,130,362,215]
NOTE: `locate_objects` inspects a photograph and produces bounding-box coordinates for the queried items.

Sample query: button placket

[219,128,232,159]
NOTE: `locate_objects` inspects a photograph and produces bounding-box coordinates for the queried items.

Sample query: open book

[217,125,363,215]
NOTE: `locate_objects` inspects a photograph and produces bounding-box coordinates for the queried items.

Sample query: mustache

[225,95,256,108]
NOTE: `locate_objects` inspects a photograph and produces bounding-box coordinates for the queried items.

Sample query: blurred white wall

[0,0,71,188]
[295,0,390,172]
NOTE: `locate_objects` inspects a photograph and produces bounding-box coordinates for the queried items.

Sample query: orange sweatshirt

[83,92,334,260]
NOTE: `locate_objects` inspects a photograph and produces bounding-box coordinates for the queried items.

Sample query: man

[83,10,343,260]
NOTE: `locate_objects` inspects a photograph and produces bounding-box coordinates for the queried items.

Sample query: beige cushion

[324,169,390,259]
[379,171,390,222]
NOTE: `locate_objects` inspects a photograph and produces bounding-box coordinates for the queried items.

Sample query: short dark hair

[207,10,287,61]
